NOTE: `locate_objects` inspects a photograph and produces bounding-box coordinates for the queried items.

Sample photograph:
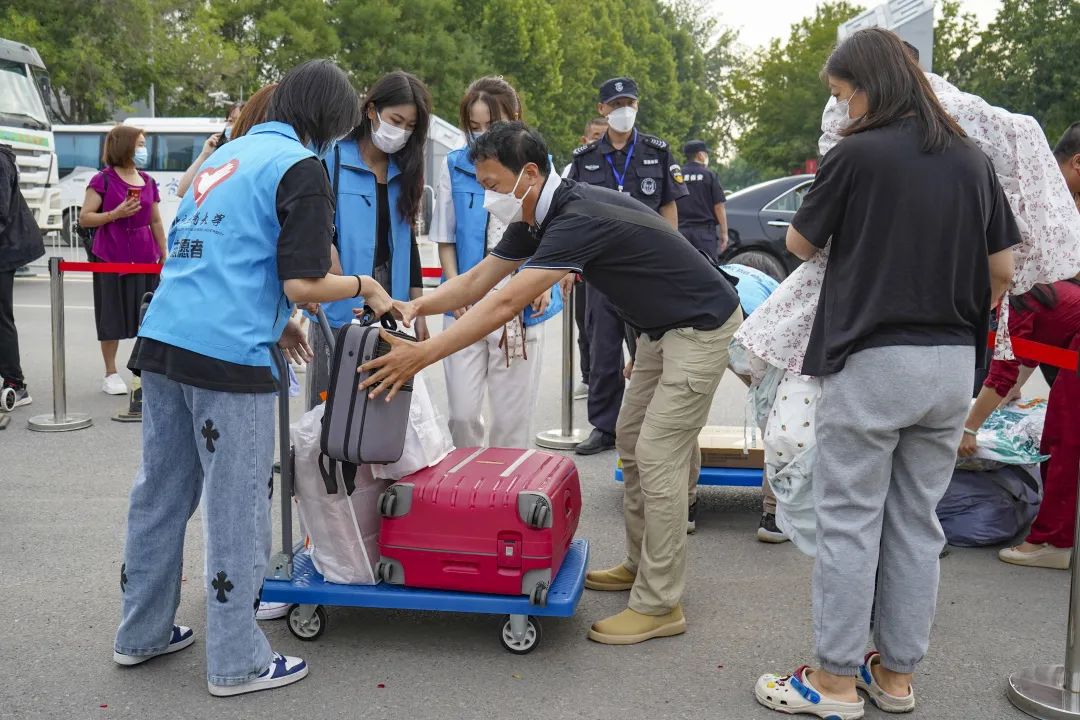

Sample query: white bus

[54,117,224,241]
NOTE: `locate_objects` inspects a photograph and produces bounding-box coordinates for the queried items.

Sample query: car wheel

[726,249,788,282]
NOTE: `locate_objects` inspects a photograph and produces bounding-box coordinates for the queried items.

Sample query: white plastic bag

[291,403,389,585]
[765,372,822,557]
[371,374,454,481]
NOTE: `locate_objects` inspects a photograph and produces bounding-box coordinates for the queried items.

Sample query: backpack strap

[316,454,359,496]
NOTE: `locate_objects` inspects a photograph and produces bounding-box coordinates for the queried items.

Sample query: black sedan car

[719,174,815,280]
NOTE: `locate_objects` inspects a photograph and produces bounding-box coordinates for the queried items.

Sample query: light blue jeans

[114,371,275,686]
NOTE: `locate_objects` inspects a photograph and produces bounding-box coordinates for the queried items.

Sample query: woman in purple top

[78,125,166,396]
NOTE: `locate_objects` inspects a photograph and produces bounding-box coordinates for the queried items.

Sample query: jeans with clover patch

[114,371,276,686]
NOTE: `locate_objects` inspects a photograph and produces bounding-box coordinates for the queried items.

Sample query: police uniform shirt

[676,161,726,227]
[490,178,739,338]
[568,131,688,213]
[129,157,334,392]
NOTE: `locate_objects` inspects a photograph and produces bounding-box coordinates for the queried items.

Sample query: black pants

[0,269,24,387]
[585,286,625,435]
[681,224,719,263]
[575,279,590,384]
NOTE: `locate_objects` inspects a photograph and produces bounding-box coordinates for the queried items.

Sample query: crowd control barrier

[535,283,585,450]
[997,332,1080,719]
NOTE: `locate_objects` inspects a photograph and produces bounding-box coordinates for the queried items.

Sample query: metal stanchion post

[1007,356,1080,719]
[28,257,92,432]
[535,285,584,449]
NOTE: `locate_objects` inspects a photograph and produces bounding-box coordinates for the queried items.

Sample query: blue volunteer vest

[445,146,562,326]
[140,121,314,369]
[322,139,413,328]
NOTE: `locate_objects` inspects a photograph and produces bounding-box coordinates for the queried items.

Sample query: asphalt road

[0,266,1061,720]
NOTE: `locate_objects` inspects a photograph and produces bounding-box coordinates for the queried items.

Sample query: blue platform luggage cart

[261,310,589,654]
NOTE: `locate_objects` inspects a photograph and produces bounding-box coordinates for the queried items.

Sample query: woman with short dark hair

[78,124,165,396]
[112,59,388,697]
[754,28,1019,719]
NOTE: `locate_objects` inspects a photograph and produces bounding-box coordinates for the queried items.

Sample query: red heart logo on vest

[193,159,239,207]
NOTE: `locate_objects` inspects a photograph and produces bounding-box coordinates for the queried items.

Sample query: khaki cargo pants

[616,308,742,615]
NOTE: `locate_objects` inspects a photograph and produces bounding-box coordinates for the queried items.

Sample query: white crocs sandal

[755,666,865,720]
[856,652,915,713]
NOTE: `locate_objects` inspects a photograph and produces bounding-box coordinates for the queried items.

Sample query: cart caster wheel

[500,615,541,655]
[529,584,549,607]
[0,387,15,412]
[287,604,326,641]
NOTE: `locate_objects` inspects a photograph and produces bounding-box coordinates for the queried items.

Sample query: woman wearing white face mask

[429,76,563,448]
[305,71,432,407]
[78,125,166,395]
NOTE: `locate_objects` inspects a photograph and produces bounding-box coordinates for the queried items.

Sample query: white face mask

[371,111,412,154]
[607,106,637,134]
[483,168,532,224]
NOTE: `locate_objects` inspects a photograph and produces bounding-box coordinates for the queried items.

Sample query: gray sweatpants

[813,345,973,676]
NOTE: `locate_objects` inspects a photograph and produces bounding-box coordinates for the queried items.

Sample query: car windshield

[0,60,50,130]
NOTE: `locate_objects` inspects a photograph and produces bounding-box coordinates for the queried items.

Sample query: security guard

[676,140,728,262]
[568,76,687,455]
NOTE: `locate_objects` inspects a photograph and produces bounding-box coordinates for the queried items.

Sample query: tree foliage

[725,2,863,179]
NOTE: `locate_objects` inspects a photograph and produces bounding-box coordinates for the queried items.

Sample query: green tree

[958,0,1080,140]
[334,0,486,121]
[727,1,863,178]
[2,0,156,123]
[932,0,979,84]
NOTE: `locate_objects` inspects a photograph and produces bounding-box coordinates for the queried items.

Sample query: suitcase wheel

[377,560,396,584]
[0,387,15,412]
[527,502,551,529]
[500,615,542,655]
[378,490,396,518]
[529,583,549,607]
[287,604,327,641]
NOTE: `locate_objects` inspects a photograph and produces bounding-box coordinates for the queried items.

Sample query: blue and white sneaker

[208,652,308,697]
[856,651,916,713]
[755,665,865,719]
[113,625,195,666]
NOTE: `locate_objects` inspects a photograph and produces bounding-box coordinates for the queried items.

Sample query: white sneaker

[256,601,290,621]
[114,625,195,666]
[208,652,308,697]
[102,374,128,395]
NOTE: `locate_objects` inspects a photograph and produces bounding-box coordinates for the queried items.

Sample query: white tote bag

[371,374,454,481]
[291,404,389,585]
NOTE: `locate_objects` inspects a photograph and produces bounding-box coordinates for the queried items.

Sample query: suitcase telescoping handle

[356,305,400,330]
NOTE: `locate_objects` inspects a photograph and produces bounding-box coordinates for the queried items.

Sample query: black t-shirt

[130,157,334,392]
[369,182,423,291]
[796,118,1022,376]
[491,179,740,339]
[676,162,726,227]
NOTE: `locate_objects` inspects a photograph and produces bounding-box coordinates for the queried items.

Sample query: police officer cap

[683,140,709,157]
[599,77,639,104]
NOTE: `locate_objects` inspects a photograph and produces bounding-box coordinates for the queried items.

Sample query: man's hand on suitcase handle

[358,331,434,401]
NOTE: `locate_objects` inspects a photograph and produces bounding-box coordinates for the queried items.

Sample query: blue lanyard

[604,129,637,192]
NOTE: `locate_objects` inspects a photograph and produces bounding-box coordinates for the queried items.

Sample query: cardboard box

[698,425,764,469]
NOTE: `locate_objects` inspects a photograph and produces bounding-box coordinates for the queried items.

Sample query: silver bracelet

[963,427,978,437]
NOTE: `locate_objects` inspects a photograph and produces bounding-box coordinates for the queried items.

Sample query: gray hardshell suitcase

[320,308,414,468]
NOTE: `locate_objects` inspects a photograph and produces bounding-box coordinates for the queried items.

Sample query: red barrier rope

[58,261,164,274]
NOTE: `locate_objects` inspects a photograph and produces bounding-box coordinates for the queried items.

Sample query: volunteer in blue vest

[113,60,391,697]
[307,71,432,408]
[430,76,564,448]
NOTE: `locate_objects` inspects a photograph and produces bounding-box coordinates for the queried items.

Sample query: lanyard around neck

[604,129,637,192]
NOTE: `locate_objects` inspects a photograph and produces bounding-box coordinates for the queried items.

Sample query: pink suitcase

[376,447,581,605]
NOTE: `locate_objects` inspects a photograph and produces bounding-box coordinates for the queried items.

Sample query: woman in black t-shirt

[753,28,1019,720]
